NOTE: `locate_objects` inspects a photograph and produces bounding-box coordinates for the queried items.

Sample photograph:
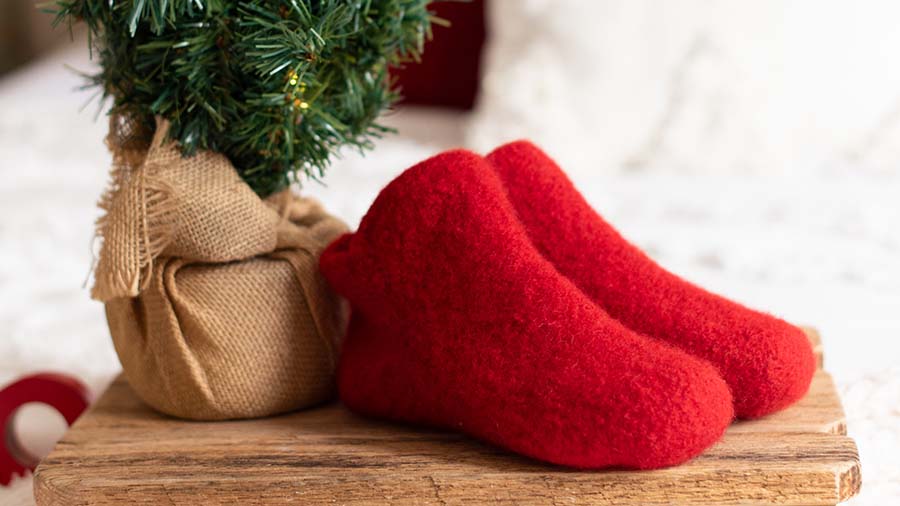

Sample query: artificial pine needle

[52,0,434,197]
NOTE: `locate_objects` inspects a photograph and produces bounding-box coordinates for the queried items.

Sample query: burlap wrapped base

[93,116,348,420]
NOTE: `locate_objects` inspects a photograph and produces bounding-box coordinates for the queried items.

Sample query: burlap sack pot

[92,116,349,420]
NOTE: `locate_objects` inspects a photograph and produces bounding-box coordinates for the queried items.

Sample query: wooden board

[34,327,861,506]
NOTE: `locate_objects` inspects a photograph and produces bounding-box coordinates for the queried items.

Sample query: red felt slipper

[320,150,733,469]
[486,141,816,419]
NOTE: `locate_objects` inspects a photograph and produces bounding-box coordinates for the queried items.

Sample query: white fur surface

[1,44,897,505]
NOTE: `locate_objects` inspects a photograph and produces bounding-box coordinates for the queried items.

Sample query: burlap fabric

[92,116,349,420]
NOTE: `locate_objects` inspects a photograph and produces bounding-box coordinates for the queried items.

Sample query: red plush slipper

[486,141,816,419]
[320,150,733,469]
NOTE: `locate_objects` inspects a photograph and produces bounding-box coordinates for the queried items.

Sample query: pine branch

[53,0,435,196]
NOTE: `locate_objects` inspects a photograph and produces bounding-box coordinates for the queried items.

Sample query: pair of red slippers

[320,142,816,470]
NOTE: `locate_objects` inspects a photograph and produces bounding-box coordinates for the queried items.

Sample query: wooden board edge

[33,467,82,506]
[838,443,863,503]
[813,370,847,436]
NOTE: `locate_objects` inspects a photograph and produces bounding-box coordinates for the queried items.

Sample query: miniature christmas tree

[49,0,437,421]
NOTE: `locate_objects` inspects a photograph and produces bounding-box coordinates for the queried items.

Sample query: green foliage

[53,0,434,196]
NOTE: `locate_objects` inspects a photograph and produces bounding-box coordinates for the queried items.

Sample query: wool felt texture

[486,141,816,419]
[319,150,733,469]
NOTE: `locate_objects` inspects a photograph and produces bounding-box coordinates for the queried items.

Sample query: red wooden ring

[0,373,90,486]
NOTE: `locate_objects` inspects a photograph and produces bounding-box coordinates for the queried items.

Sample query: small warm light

[293,99,309,110]
[289,78,298,86]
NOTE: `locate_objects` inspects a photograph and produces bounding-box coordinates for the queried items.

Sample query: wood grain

[34,328,860,506]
